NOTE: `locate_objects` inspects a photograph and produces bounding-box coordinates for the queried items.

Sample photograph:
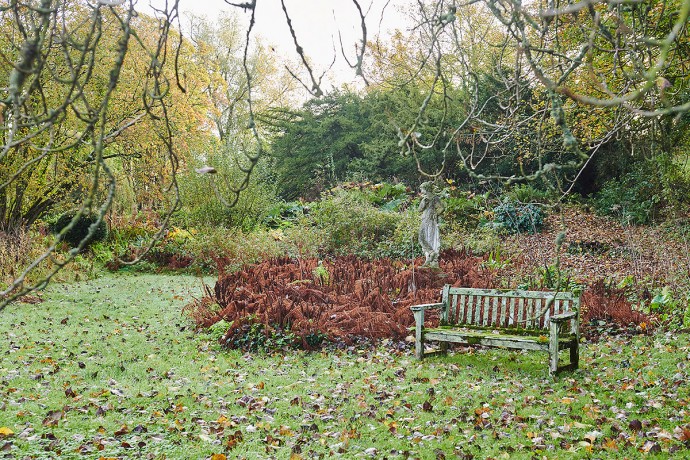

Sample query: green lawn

[1,273,688,459]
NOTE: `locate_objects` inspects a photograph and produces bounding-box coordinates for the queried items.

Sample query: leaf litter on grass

[0,273,689,459]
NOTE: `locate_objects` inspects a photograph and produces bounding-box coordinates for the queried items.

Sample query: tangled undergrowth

[186,249,650,350]
[185,249,494,349]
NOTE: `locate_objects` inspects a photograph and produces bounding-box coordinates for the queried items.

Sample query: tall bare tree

[0,0,184,308]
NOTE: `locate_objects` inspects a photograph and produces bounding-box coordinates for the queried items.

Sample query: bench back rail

[441,286,579,333]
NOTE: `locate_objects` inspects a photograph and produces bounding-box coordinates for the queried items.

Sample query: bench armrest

[410,302,445,312]
[411,303,444,360]
[550,311,578,323]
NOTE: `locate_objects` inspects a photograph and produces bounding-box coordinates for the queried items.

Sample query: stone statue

[418,181,444,267]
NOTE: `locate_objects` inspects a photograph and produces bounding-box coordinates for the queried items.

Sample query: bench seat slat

[424,328,577,352]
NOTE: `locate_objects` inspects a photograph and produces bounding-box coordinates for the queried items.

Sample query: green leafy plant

[224,316,299,352]
[481,247,511,270]
[313,261,330,286]
[490,200,545,234]
[308,188,401,256]
[208,318,232,342]
[504,184,554,204]
[263,201,308,229]
[49,211,108,248]
[441,187,491,228]
[649,286,677,313]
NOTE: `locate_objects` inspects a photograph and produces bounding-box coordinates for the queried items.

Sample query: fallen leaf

[226,430,243,449]
[628,419,643,431]
[0,427,13,437]
[674,426,690,442]
[42,410,64,427]
[584,431,603,443]
[640,440,661,453]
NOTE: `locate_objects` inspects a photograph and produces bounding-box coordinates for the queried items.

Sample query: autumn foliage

[186,248,650,350]
[580,280,651,336]
[186,249,497,348]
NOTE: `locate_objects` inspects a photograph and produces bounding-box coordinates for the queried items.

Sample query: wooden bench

[411,286,581,375]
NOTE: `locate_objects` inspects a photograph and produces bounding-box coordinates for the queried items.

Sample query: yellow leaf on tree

[0,427,14,436]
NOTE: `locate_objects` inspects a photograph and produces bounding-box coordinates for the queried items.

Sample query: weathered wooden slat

[537,298,547,330]
[441,286,450,325]
[521,298,528,328]
[464,294,471,324]
[544,299,561,324]
[474,295,482,324]
[463,295,471,324]
[482,296,490,326]
[532,298,541,329]
[456,294,464,324]
[491,296,499,325]
[451,293,459,324]
[424,329,551,352]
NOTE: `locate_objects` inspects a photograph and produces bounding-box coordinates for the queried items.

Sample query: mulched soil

[505,206,689,290]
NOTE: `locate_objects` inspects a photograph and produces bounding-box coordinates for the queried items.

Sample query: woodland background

[1,0,689,330]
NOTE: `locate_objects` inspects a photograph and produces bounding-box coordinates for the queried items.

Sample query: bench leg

[570,341,579,370]
[549,322,559,375]
[413,309,424,360]
[439,341,448,355]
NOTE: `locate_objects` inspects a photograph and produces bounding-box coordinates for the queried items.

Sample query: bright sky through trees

[141,0,411,86]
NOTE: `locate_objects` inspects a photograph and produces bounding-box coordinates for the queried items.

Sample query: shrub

[445,226,502,256]
[443,191,490,229]
[594,155,690,224]
[360,182,411,210]
[176,153,279,231]
[263,201,308,229]
[0,228,41,289]
[223,317,299,352]
[49,211,107,248]
[490,200,545,234]
[308,188,402,256]
[581,280,652,337]
[504,183,554,204]
[145,226,284,273]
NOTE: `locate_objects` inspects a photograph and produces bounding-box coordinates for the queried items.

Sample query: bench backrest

[440,286,580,331]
